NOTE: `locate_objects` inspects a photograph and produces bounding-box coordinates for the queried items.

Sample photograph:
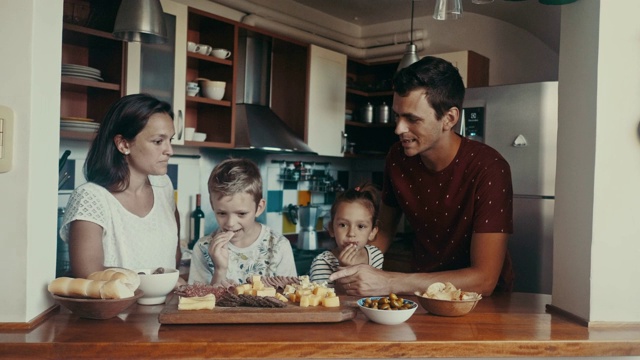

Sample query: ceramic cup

[211,48,231,59]
[184,127,195,141]
[186,88,199,97]
[187,41,198,52]
[197,44,212,55]
[186,81,198,89]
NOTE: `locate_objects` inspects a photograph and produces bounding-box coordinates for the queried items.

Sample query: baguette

[48,277,134,299]
[88,268,140,291]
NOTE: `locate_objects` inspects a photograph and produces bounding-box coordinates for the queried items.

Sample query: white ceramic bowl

[357,296,418,325]
[199,79,226,100]
[134,268,179,305]
[192,132,207,142]
[186,88,199,97]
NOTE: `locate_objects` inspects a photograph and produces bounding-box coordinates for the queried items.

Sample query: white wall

[0,0,62,322]
[553,0,640,323]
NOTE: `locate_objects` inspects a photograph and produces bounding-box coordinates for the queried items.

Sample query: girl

[309,183,384,289]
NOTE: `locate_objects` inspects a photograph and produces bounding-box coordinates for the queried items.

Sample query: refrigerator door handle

[513,194,555,200]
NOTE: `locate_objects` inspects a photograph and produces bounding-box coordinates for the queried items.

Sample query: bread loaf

[48,277,134,299]
[88,268,140,291]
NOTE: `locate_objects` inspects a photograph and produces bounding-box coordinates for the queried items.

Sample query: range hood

[234,36,317,154]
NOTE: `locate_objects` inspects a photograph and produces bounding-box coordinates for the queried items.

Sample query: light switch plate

[0,105,14,173]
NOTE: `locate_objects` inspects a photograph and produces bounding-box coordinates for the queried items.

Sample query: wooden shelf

[61,76,120,91]
[187,52,232,66]
[60,130,96,141]
[346,88,393,97]
[186,95,231,107]
[345,120,394,128]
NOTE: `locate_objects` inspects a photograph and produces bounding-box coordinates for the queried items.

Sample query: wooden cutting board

[158,295,358,324]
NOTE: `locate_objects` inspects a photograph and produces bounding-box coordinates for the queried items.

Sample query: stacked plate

[61,64,104,82]
[61,117,100,133]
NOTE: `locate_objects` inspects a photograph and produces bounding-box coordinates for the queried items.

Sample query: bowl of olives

[357,294,418,325]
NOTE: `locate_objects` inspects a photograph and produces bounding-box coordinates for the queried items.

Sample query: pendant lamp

[113,0,168,44]
[433,0,463,20]
[397,0,420,72]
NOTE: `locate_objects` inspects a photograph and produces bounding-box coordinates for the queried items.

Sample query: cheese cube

[299,295,311,307]
[251,275,262,283]
[256,287,276,297]
[312,286,328,298]
[322,296,340,307]
[234,285,246,295]
[252,281,264,290]
[309,295,322,307]
[287,293,298,303]
[275,293,289,302]
[283,284,296,295]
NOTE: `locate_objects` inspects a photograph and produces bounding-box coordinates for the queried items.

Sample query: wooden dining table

[1,292,639,359]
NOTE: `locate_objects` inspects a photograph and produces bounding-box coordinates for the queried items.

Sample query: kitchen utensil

[288,204,323,250]
[359,102,373,123]
[211,48,231,59]
[375,102,390,123]
[58,172,70,190]
[135,268,179,305]
[58,150,71,172]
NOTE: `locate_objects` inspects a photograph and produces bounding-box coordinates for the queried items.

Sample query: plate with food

[158,275,357,324]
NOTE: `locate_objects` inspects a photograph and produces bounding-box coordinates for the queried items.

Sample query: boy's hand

[208,231,235,271]
[338,243,360,267]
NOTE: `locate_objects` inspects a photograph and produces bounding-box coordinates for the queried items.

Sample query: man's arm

[371,202,402,253]
[330,232,509,296]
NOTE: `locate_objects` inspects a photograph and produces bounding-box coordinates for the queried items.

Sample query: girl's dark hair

[84,93,173,192]
[330,183,381,225]
[392,56,465,120]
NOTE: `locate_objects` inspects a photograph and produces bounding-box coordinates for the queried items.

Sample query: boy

[189,158,297,286]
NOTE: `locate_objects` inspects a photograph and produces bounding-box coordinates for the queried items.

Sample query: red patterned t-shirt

[382,136,514,291]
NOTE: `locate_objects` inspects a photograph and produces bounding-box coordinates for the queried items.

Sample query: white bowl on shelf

[192,132,207,142]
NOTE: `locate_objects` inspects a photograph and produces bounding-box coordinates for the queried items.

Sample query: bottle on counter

[188,194,205,250]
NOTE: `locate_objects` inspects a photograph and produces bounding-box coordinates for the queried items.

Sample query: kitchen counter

[1,292,639,359]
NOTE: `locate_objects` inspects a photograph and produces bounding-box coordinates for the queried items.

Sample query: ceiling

[270,0,562,53]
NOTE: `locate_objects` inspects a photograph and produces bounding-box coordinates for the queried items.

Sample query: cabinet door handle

[176,110,184,140]
[340,131,347,154]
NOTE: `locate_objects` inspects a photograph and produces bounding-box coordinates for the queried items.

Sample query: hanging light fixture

[397,0,420,72]
[113,0,168,44]
[433,0,463,21]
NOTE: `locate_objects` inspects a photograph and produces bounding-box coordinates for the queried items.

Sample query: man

[330,57,514,296]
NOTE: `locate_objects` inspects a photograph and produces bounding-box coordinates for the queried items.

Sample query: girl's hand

[208,231,235,271]
[338,243,360,267]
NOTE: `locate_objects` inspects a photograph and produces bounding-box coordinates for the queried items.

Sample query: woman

[60,94,181,278]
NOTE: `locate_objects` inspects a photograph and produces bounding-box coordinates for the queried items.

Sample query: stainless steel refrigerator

[459,81,558,294]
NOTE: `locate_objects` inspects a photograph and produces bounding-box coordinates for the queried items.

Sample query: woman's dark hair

[330,183,381,226]
[392,56,465,120]
[84,93,173,192]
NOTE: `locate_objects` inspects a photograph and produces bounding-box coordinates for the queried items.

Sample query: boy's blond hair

[208,158,263,204]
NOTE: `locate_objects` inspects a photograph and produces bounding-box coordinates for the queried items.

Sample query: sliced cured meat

[175,283,229,298]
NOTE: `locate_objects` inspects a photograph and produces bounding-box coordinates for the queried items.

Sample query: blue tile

[167,164,178,189]
[267,190,283,213]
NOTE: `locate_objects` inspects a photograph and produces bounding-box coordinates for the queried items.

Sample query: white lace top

[188,224,297,285]
[60,175,178,270]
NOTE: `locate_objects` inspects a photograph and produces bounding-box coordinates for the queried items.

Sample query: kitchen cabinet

[126,0,188,145]
[345,60,397,157]
[305,45,347,157]
[59,0,124,141]
[183,9,236,148]
[432,50,489,88]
